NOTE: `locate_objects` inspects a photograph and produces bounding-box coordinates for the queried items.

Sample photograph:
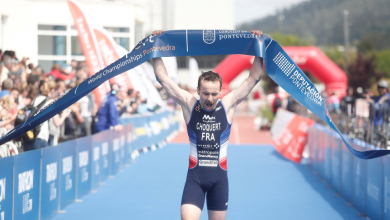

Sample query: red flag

[273,114,314,163]
[67,0,110,107]
[93,27,135,91]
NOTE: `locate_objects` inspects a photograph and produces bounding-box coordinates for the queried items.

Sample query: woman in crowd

[0,95,15,130]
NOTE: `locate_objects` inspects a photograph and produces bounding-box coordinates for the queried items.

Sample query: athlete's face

[197,80,221,111]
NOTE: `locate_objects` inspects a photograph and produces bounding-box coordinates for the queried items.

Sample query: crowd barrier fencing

[0,110,180,220]
[308,124,390,220]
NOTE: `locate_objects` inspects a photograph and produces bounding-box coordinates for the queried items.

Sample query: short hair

[2,79,13,91]
[0,95,14,110]
[127,88,134,96]
[198,71,223,90]
[40,82,50,96]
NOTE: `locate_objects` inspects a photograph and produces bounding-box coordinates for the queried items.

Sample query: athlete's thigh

[181,204,202,220]
[181,170,206,210]
[206,171,229,211]
[208,210,227,220]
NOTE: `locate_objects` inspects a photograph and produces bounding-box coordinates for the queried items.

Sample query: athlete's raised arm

[222,30,263,122]
[152,30,197,122]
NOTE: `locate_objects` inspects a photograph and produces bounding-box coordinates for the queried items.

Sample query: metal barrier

[0,110,180,220]
[308,124,390,220]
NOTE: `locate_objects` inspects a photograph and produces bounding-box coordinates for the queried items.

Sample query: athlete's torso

[187,100,231,171]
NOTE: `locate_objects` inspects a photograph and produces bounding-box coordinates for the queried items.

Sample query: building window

[37,24,132,72]
[38,35,66,55]
[104,26,131,51]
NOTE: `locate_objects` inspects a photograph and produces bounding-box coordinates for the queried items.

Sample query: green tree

[347,53,384,91]
[371,50,390,78]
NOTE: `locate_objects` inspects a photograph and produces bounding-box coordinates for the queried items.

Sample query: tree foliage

[346,53,384,91]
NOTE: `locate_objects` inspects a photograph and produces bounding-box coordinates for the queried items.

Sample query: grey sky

[235,0,307,25]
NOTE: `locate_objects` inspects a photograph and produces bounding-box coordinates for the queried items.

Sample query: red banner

[93,27,134,91]
[273,114,314,163]
[67,0,110,106]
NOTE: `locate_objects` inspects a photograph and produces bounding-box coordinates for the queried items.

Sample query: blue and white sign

[366,144,383,220]
[341,136,353,202]
[0,156,13,220]
[41,146,60,220]
[110,131,121,175]
[383,155,390,219]
[59,140,76,210]
[331,135,341,193]
[14,149,41,220]
[91,135,101,189]
[76,136,92,199]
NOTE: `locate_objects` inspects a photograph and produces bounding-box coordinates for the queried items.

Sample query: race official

[94,83,123,133]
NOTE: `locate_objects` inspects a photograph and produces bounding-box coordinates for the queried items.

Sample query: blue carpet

[51,144,362,220]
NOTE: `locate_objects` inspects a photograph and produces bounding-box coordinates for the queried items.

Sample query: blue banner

[365,144,383,220]
[1,30,387,159]
[59,140,76,209]
[331,134,341,193]
[110,131,121,175]
[41,146,60,220]
[124,123,133,164]
[352,140,367,214]
[383,156,390,219]
[96,130,111,181]
[341,136,353,202]
[0,156,13,220]
[91,135,102,189]
[324,131,332,185]
[76,136,92,199]
[14,149,41,220]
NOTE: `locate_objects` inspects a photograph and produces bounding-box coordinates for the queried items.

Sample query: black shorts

[181,168,229,211]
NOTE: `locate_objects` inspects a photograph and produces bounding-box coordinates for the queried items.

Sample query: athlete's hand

[251,30,263,37]
[153,30,164,36]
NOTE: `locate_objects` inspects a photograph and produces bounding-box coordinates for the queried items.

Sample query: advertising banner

[41,146,60,220]
[324,131,332,185]
[96,130,111,182]
[331,134,341,193]
[383,155,390,219]
[59,140,76,210]
[91,135,102,189]
[352,140,367,214]
[341,136,353,202]
[14,150,41,220]
[0,156,13,220]
[125,123,133,164]
[119,130,126,167]
[76,136,92,199]
[366,144,383,220]
[110,131,121,175]
[272,109,314,163]
[67,0,110,107]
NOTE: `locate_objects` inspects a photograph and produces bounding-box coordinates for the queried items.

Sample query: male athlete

[152,30,263,220]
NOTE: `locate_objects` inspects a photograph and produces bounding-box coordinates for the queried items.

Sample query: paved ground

[52,144,363,220]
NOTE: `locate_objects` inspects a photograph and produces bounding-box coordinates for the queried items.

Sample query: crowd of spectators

[0,49,155,156]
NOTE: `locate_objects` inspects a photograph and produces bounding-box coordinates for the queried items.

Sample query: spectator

[271,88,282,116]
[0,95,15,130]
[47,80,71,146]
[340,87,356,116]
[0,79,13,99]
[367,80,390,127]
[75,79,92,137]
[95,83,123,133]
[328,92,340,113]
[23,82,51,151]
[17,82,31,110]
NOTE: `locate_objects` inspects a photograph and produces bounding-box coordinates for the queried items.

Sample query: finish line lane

[51,144,362,220]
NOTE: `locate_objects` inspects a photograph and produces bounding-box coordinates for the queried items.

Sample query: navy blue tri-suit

[181,100,231,211]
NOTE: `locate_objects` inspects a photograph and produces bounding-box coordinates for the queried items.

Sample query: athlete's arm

[152,30,196,115]
[222,31,263,121]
